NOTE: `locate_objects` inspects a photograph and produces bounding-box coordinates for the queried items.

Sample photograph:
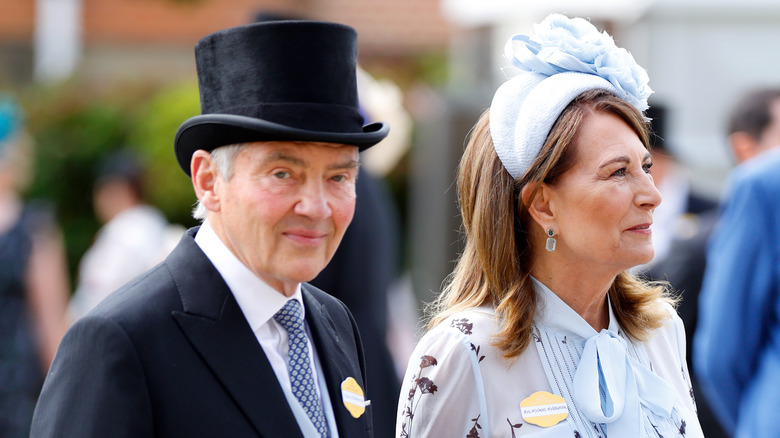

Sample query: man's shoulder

[87,262,181,325]
[301,283,362,339]
[302,282,349,313]
[733,149,780,189]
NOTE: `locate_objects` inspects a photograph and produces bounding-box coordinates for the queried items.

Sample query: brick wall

[0,0,35,41]
[0,0,452,84]
[81,0,452,53]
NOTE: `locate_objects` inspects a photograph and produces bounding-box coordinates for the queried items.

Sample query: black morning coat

[30,227,372,437]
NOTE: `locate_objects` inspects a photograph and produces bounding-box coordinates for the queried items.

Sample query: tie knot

[274,299,305,334]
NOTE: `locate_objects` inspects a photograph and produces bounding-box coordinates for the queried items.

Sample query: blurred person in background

[0,95,70,437]
[353,66,419,382]
[67,149,183,321]
[311,164,401,438]
[695,87,780,438]
[310,66,413,438]
[636,104,724,437]
[397,14,703,437]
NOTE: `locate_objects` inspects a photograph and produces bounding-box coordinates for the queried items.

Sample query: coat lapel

[168,230,304,437]
[303,285,369,437]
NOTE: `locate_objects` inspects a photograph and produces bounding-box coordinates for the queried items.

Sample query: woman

[396,14,703,438]
[0,96,70,437]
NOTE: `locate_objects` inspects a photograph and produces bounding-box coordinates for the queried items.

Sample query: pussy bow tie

[572,330,675,436]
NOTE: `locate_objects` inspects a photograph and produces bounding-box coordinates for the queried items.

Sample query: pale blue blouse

[396,280,704,437]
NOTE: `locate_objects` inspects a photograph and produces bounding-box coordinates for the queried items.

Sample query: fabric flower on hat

[504,13,651,111]
[490,14,654,179]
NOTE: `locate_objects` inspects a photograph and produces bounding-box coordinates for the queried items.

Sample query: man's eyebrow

[261,152,360,170]
[328,159,360,171]
[262,152,306,167]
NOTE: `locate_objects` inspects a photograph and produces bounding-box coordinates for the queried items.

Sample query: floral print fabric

[396,283,703,437]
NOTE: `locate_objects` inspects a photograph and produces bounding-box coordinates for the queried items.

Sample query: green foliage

[414,51,449,87]
[128,81,201,228]
[19,80,200,287]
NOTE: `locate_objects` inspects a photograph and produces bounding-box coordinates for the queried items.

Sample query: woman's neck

[532,256,615,332]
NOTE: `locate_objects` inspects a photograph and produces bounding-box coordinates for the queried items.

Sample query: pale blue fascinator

[490,14,652,179]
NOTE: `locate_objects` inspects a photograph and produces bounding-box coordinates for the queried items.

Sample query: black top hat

[646,103,667,153]
[174,20,389,176]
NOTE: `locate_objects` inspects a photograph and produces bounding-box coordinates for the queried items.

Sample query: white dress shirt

[194,220,338,437]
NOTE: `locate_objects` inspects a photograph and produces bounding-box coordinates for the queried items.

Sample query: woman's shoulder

[409,306,501,363]
[430,306,499,341]
[638,299,687,366]
[655,300,684,337]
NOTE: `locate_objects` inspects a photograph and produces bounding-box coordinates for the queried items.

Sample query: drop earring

[545,228,556,252]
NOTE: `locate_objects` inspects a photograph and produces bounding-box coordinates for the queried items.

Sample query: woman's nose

[637,172,662,210]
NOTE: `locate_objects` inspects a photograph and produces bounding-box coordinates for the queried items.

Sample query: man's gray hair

[191,143,245,221]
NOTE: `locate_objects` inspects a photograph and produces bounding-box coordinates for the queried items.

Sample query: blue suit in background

[695,148,780,437]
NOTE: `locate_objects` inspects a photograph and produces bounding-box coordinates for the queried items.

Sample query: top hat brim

[174,114,389,176]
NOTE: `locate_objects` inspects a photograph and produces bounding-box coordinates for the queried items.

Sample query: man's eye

[274,171,290,179]
[331,175,346,182]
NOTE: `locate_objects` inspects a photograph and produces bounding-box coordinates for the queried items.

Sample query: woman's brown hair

[429,89,672,358]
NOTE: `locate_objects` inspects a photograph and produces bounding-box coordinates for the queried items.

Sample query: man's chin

[287,263,330,285]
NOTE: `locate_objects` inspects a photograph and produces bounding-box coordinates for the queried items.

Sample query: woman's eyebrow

[599,152,652,168]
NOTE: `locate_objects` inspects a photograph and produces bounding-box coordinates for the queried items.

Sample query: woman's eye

[643,163,653,174]
[611,168,627,177]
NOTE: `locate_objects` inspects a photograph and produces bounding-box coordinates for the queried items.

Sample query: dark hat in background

[96,149,146,197]
[97,149,144,183]
[174,20,390,176]
[646,103,668,153]
[253,10,305,23]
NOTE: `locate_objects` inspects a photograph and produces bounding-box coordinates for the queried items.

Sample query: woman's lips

[627,223,652,234]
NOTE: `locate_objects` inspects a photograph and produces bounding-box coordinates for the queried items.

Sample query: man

[68,149,182,321]
[694,87,780,437]
[31,20,388,437]
[637,104,724,437]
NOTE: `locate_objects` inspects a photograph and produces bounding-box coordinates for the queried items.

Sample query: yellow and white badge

[520,391,569,427]
[341,377,370,418]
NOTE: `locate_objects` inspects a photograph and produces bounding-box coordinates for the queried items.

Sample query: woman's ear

[191,150,221,213]
[522,182,555,229]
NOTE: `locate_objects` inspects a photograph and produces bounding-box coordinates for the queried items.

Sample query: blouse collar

[532,277,620,338]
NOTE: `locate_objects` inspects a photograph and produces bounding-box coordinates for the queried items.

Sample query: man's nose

[294,181,332,219]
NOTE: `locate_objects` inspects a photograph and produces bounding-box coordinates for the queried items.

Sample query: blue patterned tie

[274,299,329,437]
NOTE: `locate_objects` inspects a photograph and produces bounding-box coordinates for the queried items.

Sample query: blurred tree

[19,80,199,289]
[127,81,200,229]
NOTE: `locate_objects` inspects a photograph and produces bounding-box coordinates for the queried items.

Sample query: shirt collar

[533,276,619,338]
[194,219,304,332]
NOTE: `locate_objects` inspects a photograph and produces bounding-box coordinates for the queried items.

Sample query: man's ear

[191,150,221,213]
[729,131,759,164]
[521,182,555,230]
